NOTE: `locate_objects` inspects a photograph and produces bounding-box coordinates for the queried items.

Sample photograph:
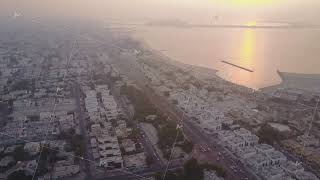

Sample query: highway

[138,125,166,168]
[143,86,255,180]
[108,54,257,180]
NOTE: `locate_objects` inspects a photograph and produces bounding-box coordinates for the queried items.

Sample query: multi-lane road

[142,86,255,180]
[108,54,257,180]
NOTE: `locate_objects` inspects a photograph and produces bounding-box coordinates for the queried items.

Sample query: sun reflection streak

[241,30,254,62]
[233,29,256,86]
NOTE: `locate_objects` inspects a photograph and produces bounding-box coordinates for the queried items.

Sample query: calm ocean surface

[134,27,320,89]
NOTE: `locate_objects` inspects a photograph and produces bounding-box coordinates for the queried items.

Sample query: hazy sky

[1,0,320,24]
[1,0,319,88]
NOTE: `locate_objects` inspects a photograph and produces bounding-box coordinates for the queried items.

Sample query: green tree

[183,158,203,180]
[13,146,31,161]
[155,171,182,180]
[121,85,157,120]
[60,128,86,157]
[11,79,30,91]
[163,91,170,97]
[145,155,154,166]
[155,159,205,180]
[258,124,282,145]
[172,99,178,105]
[157,122,183,150]
[177,140,194,154]
[7,170,32,180]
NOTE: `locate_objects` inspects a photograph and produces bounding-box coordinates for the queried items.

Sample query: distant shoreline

[261,70,320,93]
[134,36,320,93]
[134,35,219,73]
[133,36,260,90]
[145,20,320,30]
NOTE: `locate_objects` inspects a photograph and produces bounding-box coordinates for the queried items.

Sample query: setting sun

[245,21,257,26]
[219,0,276,6]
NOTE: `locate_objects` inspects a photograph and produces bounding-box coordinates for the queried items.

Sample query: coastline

[132,35,231,81]
[261,70,320,93]
[132,35,320,93]
[133,35,218,71]
[133,35,267,93]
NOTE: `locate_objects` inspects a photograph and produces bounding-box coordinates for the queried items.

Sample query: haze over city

[0,1,320,180]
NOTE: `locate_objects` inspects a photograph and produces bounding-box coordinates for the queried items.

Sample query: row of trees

[155,158,226,180]
[154,158,203,180]
[157,121,185,159]
[60,128,86,157]
[121,85,194,158]
[257,123,284,145]
[11,79,31,91]
[35,146,59,176]
[120,85,157,120]
[7,170,32,180]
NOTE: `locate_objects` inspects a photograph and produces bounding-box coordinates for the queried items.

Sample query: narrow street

[74,82,94,180]
[110,83,166,169]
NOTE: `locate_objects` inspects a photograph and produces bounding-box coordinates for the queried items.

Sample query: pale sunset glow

[1,1,320,180]
[221,0,276,6]
[245,21,257,27]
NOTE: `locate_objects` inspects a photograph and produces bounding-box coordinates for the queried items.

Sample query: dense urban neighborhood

[0,21,319,180]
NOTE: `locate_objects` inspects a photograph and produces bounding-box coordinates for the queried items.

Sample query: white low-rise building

[236,147,257,159]
[226,136,245,151]
[200,120,222,134]
[255,144,275,154]
[0,156,15,168]
[221,129,258,151]
[297,134,319,147]
[261,166,286,180]
[85,90,98,113]
[246,153,269,172]
[243,134,259,147]
[234,128,251,138]
[218,130,235,142]
[90,137,98,147]
[295,171,319,180]
[122,139,136,153]
[52,164,80,179]
[204,170,224,180]
[24,142,40,156]
[26,160,38,173]
[99,156,123,169]
[97,135,123,169]
[282,161,304,175]
[266,150,287,166]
